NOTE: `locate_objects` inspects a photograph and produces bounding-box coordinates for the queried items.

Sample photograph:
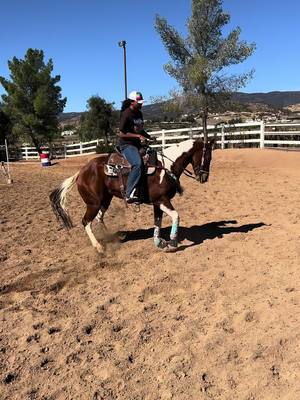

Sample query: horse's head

[192,139,214,184]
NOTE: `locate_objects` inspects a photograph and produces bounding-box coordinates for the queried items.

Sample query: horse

[49,138,214,253]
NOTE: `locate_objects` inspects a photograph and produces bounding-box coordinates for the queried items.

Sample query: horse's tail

[49,171,79,229]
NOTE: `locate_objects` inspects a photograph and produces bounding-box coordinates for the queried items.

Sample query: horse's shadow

[119,220,266,250]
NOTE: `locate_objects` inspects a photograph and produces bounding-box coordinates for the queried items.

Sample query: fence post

[260,121,265,149]
[189,128,193,139]
[25,147,28,160]
[162,130,166,150]
[79,142,83,155]
[221,125,225,150]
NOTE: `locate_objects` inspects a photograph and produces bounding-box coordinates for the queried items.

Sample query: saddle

[104,147,158,177]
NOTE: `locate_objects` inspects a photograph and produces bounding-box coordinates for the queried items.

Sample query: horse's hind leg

[83,205,104,253]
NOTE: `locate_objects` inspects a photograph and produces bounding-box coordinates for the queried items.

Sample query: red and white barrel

[40,151,51,167]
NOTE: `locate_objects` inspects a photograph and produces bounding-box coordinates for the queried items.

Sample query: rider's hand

[139,135,147,143]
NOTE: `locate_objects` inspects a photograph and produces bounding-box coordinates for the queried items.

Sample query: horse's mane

[159,139,194,170]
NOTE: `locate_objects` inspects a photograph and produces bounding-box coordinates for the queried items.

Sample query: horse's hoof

[95,244,105,254]
[163,239,178,252]
[163,244,178,253]
[154,238,168,250]
[117,231,127,241]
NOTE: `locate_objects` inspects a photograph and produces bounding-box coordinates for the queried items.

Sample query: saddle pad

[104,148,157,176]
[104,164,156,177]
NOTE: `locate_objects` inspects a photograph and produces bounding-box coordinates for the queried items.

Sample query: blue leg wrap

[170,217,179,240]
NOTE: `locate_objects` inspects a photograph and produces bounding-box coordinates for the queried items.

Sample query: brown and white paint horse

[50,139,214,253]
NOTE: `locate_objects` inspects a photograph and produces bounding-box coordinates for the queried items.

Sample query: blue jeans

[120,145,142,197]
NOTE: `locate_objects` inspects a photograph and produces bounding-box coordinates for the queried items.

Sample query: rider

[117,90,152,203]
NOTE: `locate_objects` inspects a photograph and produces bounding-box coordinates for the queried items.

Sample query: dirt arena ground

[1,148,300,400]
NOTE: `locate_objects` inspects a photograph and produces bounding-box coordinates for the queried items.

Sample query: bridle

[158,144,209,181]
[157,150,195,179]
[194,145,210,175]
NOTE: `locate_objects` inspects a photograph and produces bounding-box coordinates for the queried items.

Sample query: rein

[157,150,197,180]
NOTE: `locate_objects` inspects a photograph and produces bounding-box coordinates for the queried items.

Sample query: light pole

[118,40,128,99]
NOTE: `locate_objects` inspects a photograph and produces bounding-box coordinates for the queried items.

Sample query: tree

[0,49,66,153]
[155,0,256,140]
[77,96,117,144]
[0,106,11,145]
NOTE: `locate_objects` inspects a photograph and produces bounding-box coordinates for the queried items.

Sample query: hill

[233,91,300,108]
[58,91,300,126]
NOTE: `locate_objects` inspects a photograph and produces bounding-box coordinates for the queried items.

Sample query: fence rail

[18,121,300,160]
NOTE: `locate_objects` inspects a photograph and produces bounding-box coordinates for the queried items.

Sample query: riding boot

[126,188,141,204]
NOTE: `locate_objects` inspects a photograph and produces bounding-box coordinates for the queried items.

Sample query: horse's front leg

[153,205,168,249]
[160,201,179,252]
[95,194,113,232]
[153,202,179,252]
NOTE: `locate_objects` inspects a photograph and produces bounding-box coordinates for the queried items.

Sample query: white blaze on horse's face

[159,139,195,171]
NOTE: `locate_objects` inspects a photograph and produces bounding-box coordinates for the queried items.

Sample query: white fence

[20,121,300,160]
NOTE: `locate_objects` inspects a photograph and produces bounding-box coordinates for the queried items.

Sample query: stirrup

[126,188,141,204]
[126,196,141,204]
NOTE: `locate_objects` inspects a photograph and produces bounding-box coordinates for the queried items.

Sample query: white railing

[65,139,100,157]
[21,147,40,160]
[20,122,300,160]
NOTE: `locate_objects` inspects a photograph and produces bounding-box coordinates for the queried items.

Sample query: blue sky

[1,0,300,112]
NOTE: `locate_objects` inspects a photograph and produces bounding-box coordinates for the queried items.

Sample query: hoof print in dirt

[285,287,295,293]
[245,311,255,322]
[26,333,40,343]
[66,352,81,365]
[127,354,134,363]
[137,295,144,303]
[270,365,280,379]
[93,384,115,400]
[143,303,158,312]
[40,347,50,354]
[0,285,8,294]
[48,280,66,293]
[3,372,18,384]
[216,319,234,334]
[84,324,94,335]
[201,372,220,396]
[33,322,44,330]
[112,324,123,333]
[227,349,239,362]
[40,358,51,369]
[27,389,39,399]
[0,254,8,262]
[139,325,153,344]
[48,327,61,335]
